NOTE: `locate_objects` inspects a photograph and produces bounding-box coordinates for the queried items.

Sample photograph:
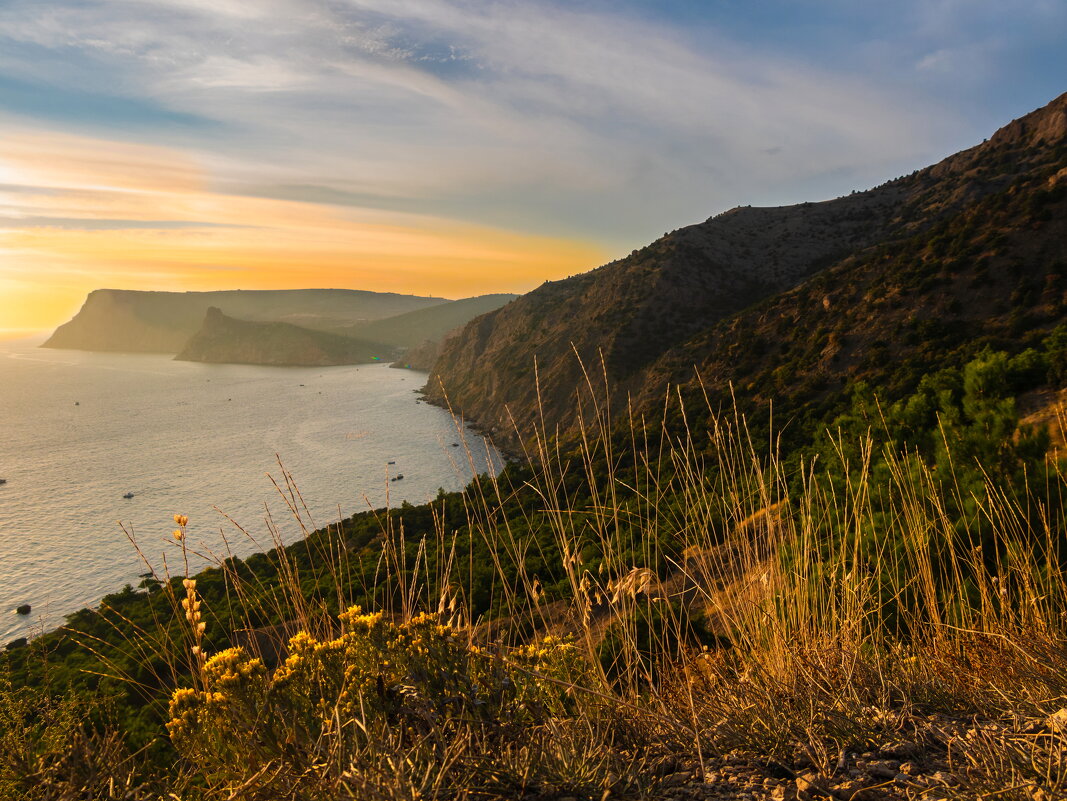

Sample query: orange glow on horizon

[0,129,607,330]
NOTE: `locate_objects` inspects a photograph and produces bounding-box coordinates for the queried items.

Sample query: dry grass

[14,381,1067,800]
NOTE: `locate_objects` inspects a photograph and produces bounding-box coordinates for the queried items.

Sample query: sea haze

[0,335,500,641]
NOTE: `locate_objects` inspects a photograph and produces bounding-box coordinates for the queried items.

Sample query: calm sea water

[0,335,499,642]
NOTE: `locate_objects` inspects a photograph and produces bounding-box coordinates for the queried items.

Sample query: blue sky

[0,0,1065,326]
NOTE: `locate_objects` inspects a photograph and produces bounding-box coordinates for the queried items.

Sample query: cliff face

[176,308,396,366]
[44,289,202,353]
[44,289,449,354]
[425,91,1067,445]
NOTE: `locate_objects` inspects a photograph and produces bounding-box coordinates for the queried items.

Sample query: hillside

[43,288,449,354]
[175,307,395,366]
[425,91,1067,446]
[341,293,518,353]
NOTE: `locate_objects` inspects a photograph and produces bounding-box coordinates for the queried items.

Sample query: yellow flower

[183,578,196,590]
[173,514,188,527]
[172,529,184,541]
[339,605,383,629]
[203,647,243,672]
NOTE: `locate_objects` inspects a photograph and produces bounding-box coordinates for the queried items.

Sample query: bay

[0,335,499,641]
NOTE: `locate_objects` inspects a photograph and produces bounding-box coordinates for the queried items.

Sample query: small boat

[0,478,6,485]
[387,460,396,465]
[123,492,135,499]
[390,474,404,482]
[74,401,79,406]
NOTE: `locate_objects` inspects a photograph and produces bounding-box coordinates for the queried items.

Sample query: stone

[878,741,923,760]
[866,761,899,779]
[830,780,871,800]
[662,772,693,787]
[795,771,830,799]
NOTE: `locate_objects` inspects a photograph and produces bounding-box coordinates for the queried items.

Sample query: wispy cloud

[0,127,604,328]
[0,0,958,239]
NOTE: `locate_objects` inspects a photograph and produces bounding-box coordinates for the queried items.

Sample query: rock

[830,780,872,800]
[795,772,830,799]
[866,761,899,780]
[878,741,923,761]
[15,604,30,615]
[662,772,692,787]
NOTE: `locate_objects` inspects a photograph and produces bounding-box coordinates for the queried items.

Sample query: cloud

[0,126,605,327]
[0,216,252,230]
[0,0,960,249]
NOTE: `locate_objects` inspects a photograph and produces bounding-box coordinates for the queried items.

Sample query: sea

[0,335,500,642]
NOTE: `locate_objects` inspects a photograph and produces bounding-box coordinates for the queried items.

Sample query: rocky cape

[175,307,395,366]
[43,288,449,354]
[44,289,516,369]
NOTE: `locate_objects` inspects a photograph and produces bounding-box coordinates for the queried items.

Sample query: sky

[1,0,1065,331]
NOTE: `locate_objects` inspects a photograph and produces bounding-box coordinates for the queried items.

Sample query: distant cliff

[43,288,449,354]
[176,308,395,366]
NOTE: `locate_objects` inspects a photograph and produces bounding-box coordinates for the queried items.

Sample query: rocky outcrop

[176,307,395,366]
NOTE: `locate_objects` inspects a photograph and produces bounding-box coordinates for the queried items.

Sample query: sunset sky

[1,0,1065,331]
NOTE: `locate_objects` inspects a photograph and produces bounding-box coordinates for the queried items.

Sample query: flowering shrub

[166,607,586,786]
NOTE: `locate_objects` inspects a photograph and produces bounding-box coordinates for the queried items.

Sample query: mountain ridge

[423,90,1067,447]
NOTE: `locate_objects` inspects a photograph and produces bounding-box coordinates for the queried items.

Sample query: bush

[167,609,588,793]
